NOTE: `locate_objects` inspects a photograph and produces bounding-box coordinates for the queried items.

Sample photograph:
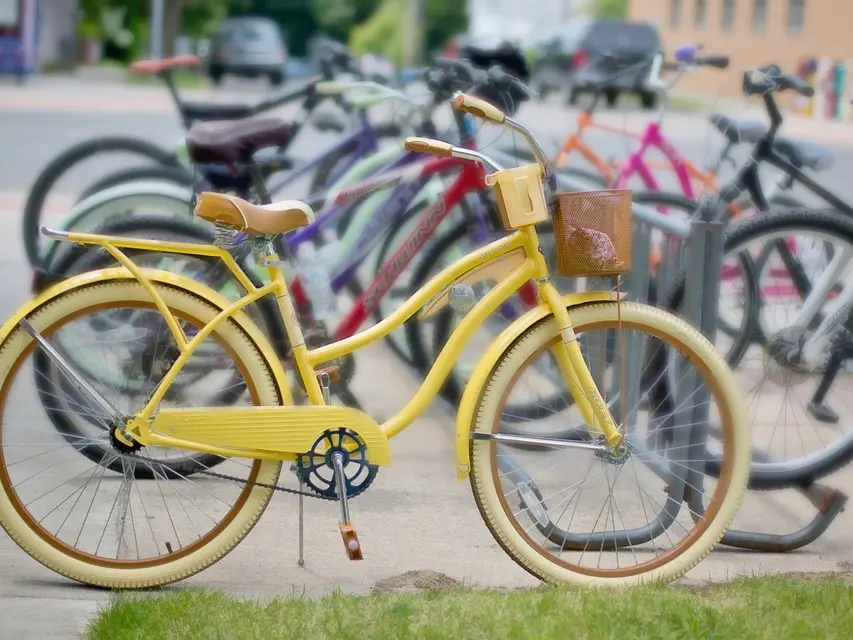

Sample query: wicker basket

[552,189,632,277]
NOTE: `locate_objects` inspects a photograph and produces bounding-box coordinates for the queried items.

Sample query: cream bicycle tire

[470,301,750,587]
[0,279,283,589]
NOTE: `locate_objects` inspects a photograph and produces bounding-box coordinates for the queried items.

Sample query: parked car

[528,18,661,109]
[205,17,288,86]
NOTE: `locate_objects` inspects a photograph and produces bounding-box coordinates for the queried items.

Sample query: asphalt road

[3,85,853,206]
[3,82,853,638]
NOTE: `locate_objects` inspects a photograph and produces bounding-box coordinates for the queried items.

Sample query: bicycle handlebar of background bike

[405,55,818,204]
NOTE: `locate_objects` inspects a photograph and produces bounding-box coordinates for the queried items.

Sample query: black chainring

[295,427,378,499]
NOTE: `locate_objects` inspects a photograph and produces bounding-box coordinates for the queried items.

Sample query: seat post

[247,160,271,204]
[708,139,734,174]
[264,259,326,405]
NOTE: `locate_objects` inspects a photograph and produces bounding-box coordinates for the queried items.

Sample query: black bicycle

[20,42,381,268]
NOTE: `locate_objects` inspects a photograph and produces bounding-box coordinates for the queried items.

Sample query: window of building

[695,0,707,27]
[752,0,767,31]
[722,0,735,31]
[670,0,682,27]
[787,0,805,33]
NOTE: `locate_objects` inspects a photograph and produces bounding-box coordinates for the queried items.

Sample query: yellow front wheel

[0,280,283,588]
[470,302,750,586]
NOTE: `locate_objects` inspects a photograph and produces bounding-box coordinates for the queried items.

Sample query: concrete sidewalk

[1,331,853,638]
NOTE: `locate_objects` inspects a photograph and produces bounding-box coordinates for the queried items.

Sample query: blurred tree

[77,0,233,59]
[182,0,232,38]
[349,0,467,65]
[308,0,382,43]
[349,0,404,64]
[593,0,628,18]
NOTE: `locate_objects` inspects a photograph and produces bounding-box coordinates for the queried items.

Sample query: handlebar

[697,55,731,69]
[404,87,555,193]
[317,40,363,79]
[742,64,815,98]
[315,79,418,107]
[452,93,506,124]
[739,64,815,139]
[647,46,729,89]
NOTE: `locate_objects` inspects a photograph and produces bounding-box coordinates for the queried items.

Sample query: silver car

[206,17,288,86]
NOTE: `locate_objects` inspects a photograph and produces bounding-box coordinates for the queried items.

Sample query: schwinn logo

[362,197,450,314]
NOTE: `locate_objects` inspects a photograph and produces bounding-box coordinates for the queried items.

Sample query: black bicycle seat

[186,118,292,165]
[708,113,768,144]
[773,137,835,171]
[181,101,255,122]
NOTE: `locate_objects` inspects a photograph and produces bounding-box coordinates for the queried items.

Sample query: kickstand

[291,461,306,568]
[298,479,305,567]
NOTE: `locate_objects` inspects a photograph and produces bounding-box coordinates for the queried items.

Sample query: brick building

[628,0,853,99]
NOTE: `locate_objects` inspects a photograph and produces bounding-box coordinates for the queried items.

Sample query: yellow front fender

[3,267,293,403]
[454,290,623,480]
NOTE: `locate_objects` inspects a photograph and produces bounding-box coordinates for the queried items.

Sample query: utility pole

[403,0,423,68]
[150,0,165,58]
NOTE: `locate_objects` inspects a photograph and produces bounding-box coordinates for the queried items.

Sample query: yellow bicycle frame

[43,220,623,475]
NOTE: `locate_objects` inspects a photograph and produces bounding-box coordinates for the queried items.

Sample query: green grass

[668,93,714,112]
[84,574,853,640]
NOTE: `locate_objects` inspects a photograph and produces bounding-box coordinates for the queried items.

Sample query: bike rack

[559,172,849,553]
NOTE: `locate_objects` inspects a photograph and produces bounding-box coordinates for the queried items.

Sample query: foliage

[593,0,629,19]
[423,0,468,54]
[76,1,231,43]
[348,0,467,65]
[182,0,232,38]
[308,0,384,43]
[349,0,405,65]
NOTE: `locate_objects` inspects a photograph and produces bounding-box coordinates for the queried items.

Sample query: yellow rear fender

[1,267,293,403]
[454,290,623,479]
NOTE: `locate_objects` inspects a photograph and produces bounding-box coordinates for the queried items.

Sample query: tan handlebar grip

[451,93,506,124]
[403,137,454,157]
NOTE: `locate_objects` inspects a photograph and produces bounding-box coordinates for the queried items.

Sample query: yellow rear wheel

[0,280,282,588]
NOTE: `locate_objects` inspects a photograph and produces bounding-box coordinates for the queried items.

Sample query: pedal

[331,449,363,560]
[340,522,363,560]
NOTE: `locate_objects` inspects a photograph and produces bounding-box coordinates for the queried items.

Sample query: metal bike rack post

[678,196,849,552]
[492,171,847,552]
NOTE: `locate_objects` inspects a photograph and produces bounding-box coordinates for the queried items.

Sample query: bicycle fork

[539,280,624,450]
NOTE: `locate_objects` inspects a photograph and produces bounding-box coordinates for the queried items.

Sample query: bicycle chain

[114,446,340,502]
[191,465,339,501]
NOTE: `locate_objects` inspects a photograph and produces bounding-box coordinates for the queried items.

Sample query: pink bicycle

[611,45,809,295]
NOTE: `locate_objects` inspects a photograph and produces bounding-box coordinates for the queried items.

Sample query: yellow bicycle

[0,93,749,589]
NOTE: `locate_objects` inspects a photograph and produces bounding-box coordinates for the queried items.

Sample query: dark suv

[205,17,288,86]
[528,18,661,109]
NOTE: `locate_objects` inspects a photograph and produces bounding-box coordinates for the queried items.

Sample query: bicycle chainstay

[114,429,378,502]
